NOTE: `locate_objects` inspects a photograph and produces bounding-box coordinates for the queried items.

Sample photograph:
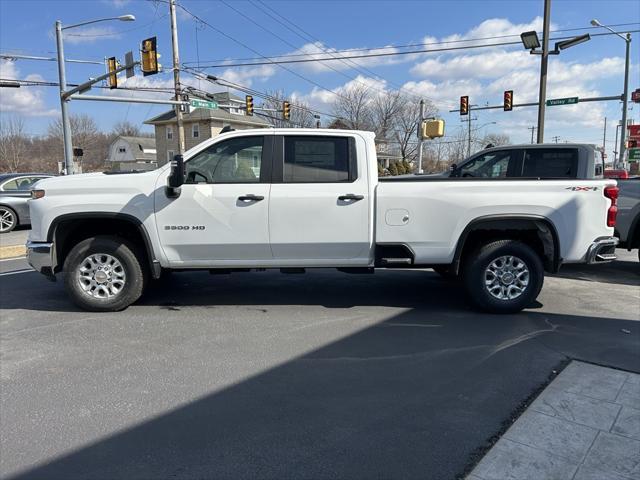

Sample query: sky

[0,0,639,161]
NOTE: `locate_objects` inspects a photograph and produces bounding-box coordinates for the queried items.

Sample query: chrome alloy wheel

[77,253,126,299]
[484,255,530,300]
[0,208,16,233]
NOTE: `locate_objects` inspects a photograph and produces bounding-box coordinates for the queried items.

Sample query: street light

[591,19,631,168]
[520,0,590,144]
[55,14,136,175]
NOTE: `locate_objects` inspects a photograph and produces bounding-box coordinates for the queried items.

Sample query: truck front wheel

[463,240,544,314]
[63,236,146,312]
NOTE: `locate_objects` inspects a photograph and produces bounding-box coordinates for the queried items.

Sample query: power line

[181,68,343,121]
[175,3,350,104]
[249,0,438,106]
[183,22,640,66]
[190,30,640,68]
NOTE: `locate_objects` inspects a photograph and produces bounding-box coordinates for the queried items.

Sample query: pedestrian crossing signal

[504,90,513,111]
[460,96,469,115]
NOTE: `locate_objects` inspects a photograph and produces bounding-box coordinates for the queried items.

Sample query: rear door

[268,134,371,265]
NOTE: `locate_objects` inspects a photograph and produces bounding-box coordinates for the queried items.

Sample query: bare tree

[0,117,28,172]
[47,114,110,172]
[112,121,141,137]
[481,133,510,147]
[371,90,404,140]
[331,83,374,130]
[261,90,315,128]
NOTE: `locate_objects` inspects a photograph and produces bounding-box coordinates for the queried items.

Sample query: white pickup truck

[27,128,619,313]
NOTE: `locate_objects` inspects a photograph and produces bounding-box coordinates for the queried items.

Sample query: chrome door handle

[238,194,264,202]
[338,194,364,201]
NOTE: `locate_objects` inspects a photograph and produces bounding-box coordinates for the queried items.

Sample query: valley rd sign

[546,97,579,106]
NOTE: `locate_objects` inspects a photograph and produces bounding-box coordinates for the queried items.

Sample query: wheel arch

[47,212,160,278]
[451,214,561,275]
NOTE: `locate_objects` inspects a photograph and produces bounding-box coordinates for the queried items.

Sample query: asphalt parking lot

[1,248,638,480]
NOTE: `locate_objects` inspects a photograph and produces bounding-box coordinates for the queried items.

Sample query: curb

[0,245,26,259]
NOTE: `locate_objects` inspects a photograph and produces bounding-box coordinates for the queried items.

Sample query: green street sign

[190,99,218,110]
[546,97,579,106]
[628,148,640,161]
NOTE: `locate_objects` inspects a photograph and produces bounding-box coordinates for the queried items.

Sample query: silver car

[0,173,52,233]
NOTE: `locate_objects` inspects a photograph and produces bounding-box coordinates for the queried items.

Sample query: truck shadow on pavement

[5,304,638,480]
[551,257,639,287]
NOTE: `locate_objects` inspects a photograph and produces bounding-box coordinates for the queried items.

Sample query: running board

[380,257,412,265]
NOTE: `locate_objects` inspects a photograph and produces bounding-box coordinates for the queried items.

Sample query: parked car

[604,169,630,179]
[27,129,618,313]
[615,176,640,261]
[0,173,52,233]
[447,144,604,179]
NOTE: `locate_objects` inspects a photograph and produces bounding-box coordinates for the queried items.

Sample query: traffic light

[141,37,159,76]
[245,95,254,116]
[107,57,118,89]
[503,90,513,111]
[460,96,469,115]
[282,101,291,120]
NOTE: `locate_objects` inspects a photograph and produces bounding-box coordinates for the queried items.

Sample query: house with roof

[144,92,271,166]
[107,136,157,171]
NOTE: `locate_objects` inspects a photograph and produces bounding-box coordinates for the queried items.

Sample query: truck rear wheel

[463,240,543,314]
[63,236,146,312]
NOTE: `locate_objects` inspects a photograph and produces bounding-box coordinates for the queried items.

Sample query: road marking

[0,269,34,276]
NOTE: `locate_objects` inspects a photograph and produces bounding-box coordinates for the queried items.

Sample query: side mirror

[168,154,184,188]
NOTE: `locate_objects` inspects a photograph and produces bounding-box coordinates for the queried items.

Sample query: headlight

[31,189,45,199]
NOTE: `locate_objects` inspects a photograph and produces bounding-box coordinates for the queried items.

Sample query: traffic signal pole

[169,0,186,155]
[55,20,75,175]
[536,0,551,143]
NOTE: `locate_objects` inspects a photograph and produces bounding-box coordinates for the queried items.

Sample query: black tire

[432,265,459,280]
[63,236,146,312]
[463,240,544,314]
[0,206,18,233]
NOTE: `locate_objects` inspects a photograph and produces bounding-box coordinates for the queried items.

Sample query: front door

[155,133,273,266]
[268,134,371,265]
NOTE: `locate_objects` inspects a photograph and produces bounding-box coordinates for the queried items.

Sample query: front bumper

[26,241,56,280]
[586,236,618,264]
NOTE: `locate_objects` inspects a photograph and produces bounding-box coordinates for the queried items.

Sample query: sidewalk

[0,229,28,259]
[468,361,640,480]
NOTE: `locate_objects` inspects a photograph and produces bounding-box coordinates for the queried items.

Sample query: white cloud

[62,26,123,45]
[440,17,548,45]
[217,65,277,88]
[0,60,57,117]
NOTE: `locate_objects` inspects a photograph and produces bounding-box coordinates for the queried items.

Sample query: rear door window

[522,148,579,178]
[283,136,355,183]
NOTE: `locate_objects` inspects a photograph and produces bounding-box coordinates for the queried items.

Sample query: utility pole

[614,122,621,165]
[552,135,560,143]
[536,0,551,143]
[417,99,424,173]
[602,117,607,162]
[528,126,536,144]
[618,33,631,168]
[169,0,185,155]
[55,20,74,175]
